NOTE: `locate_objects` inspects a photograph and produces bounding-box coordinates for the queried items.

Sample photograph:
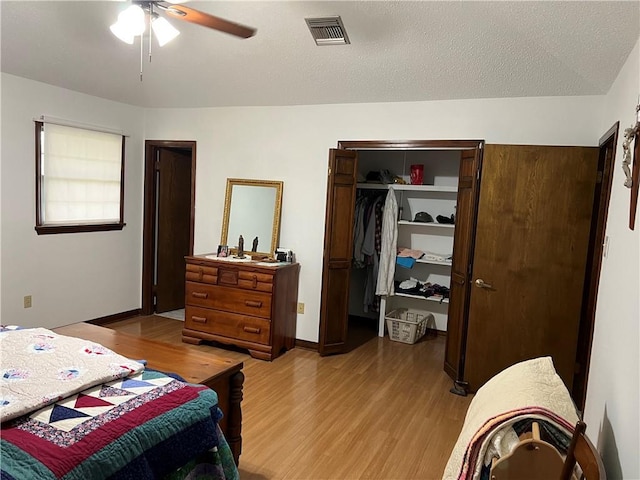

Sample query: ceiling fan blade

[162,4,256,38]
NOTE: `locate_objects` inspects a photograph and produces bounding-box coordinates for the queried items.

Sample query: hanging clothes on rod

[376,188,398,297]
[352,189,387,312]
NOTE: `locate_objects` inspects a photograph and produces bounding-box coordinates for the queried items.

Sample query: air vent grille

[305,16,350,46]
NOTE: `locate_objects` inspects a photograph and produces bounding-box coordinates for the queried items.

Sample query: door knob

[474,278,493,289]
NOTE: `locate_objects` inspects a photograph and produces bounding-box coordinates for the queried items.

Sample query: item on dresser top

[206,254,252,262]
[436,214,456,224]
[251,236,259,252]
[275,248,293,262]
[414,211,434,223]
[217,245,229,257]
[236,235,245,257]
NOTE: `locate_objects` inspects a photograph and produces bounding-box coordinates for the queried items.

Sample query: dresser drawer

[185,306,271,345]
[185,281,272,318]
[237,271,273,293]
[215,267,273,293]
[185,263,218,285]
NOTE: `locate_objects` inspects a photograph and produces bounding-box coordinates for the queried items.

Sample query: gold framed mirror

[221,178,283,258]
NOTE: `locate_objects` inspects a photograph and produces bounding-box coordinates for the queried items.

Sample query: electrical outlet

[24,295,32,308]
[297,302,305,314]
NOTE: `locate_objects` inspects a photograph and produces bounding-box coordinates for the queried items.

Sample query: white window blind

[41,123,122,225]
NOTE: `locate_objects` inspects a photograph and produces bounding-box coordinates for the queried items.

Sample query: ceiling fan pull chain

[139,32,143,82]
[148,4,153,65]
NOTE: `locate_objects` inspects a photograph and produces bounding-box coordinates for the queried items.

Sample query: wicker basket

[385,308,431,344]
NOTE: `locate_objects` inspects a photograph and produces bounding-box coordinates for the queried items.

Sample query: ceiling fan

[111,1,256,80]
[110,1,256,47]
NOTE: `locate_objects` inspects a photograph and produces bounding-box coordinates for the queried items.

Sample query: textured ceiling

[1,1,639,108]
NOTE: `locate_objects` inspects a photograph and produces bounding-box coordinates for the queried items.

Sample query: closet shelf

[398,220,455,229]
[357,183,457,193]
[415,258,452,266]
[395,292,450,304]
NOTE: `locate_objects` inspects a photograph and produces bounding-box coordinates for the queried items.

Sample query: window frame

[34,121,126,235]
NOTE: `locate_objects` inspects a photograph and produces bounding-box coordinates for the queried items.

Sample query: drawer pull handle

[243,326,261,334]
[192,292,209,299]
[245,300,262,308]
[252,275,258,289]
[191,316,207,324]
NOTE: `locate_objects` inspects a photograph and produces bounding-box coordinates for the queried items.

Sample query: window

[35,121,126,234]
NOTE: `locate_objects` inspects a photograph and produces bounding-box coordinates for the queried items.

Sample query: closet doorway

[318,140,482,356]
[141,140,196,316]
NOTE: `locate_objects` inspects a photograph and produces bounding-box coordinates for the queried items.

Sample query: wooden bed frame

[53,322,245,465]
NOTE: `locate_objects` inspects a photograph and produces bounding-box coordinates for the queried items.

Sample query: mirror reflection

[221,178,283,258]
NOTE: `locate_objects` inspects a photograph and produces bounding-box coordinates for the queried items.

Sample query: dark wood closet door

[318,149,358,355]
[156,147,192,313]
[463,144,598,391]
[444,148,483,384]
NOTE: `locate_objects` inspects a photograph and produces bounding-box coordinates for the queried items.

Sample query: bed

[0,326,239,480]
[443,356,604,480]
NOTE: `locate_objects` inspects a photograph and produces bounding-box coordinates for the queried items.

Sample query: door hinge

[328,167,332,176]
[596,171,603,184]
[155,158,161,171]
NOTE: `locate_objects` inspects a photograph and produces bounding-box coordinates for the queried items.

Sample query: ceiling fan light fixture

[151,16,180,46]
[110,21,135,44]
[110,4,146,44]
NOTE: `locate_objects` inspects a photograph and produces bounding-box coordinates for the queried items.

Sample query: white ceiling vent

[305,16,350,46]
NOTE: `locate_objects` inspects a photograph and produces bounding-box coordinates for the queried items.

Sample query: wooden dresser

[182,254,300,361]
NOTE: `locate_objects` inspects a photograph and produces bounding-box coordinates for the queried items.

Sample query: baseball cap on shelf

[413,212,433,223]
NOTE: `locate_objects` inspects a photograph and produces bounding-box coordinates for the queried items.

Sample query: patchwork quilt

[0,327,144,422]
[0,327,239,480]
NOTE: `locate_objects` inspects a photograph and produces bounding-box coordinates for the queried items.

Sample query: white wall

[144,94,604,342]
[1,74,145,328]
[583,39,640,480]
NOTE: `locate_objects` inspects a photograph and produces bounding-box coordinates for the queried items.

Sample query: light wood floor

[106,316,473,479]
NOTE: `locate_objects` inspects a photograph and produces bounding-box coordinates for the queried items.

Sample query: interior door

[155,147,193,313]
[318,149,358,355]
[444,148,483,386]
[463,144,598,391]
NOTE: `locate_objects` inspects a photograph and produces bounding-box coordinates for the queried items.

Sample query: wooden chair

[490,422,565,480]
[560,420,607,480]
